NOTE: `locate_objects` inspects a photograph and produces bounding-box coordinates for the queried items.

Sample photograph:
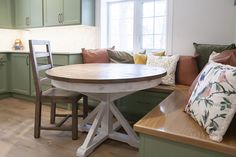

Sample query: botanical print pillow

[146,55,179,85]
[185,62,236,142]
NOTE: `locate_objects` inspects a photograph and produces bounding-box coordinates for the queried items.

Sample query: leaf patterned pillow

[146,55,179,85]
[185,62,236,142]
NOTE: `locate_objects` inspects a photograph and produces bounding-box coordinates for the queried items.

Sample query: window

[99,0,172,52]
[142,0,167,50]
[108,1,134,50]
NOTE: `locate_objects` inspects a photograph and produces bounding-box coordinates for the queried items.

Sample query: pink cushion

[81,46,115,63]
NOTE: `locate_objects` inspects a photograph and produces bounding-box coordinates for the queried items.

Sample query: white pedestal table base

[76,92,139,157]
[51,79,162,157]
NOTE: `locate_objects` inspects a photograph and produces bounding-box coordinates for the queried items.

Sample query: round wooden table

[46,63,166,157]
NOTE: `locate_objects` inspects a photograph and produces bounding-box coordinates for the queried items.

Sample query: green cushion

[193,43,236,70]
[107,49,134,64]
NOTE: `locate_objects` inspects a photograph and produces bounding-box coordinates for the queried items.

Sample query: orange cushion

[176,56,199,86]
[81,46,115,63]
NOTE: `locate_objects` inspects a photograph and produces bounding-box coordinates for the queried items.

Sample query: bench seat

[134,85,236,156]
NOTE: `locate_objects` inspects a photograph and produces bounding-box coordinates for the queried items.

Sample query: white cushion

[146,55,179,85]
[185,62,236,142]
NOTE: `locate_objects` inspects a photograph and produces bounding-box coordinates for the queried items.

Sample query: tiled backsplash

[0,25,99,53]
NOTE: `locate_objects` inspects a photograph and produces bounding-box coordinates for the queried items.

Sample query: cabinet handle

[61,13,64,23]
[28,17,31,26]
[26,56,29,66]
[59,13,61,23]
[0,58,6,66]
[25,17,30,26]
[58,14,60,23]
[58,13,61,23]
[58,13,63,23]
[25,17,28,26]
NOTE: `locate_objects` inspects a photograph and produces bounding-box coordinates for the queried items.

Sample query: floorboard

[0,98,138,157]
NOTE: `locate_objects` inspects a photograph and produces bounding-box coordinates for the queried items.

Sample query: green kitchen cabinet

[63,0,81,25]
[115,90,170,122]
[0,0,13,28]
[0,54,8,93]
[10,54,30,95]
[44,0,94,26]
[0,53,83,99]
[43,0,63,26]
[139,134,235,157]
[14,0,43,28]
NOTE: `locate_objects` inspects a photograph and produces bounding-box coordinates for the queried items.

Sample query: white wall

[235,23,236,43]
[0,25,98,53]
[171,0,236,55]
[235,24,236,42]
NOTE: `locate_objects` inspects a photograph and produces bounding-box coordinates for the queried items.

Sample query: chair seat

[42,88,80,102]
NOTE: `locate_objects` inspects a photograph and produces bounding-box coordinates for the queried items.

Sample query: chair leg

[50,101,56,124]
[83,95,88,119]
[72,101,78,140]
[34,101,42,138]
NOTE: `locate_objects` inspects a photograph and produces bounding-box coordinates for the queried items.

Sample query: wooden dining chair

[29,39,88,140]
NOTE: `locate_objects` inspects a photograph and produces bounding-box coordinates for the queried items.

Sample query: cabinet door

[15,0,43,28]
[116,91,169,122]
[0,0,12,28]
[0,54,8,93]
[15,0,30,28]
[10,54,30,95]
[63,0,81,25]
[29,0,43,27]
[44,0,63,26]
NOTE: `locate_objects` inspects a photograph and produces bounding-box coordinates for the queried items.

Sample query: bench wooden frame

[134,85,236,156]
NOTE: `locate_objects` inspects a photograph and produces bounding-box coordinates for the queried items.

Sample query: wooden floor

[0,98,138,157]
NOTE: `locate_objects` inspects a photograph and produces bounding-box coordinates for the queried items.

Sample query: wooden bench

[134,85,236,157]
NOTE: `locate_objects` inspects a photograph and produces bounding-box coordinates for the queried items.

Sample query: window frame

[97,0,173,53]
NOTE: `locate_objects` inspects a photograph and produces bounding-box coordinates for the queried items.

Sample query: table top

[46,63,166,84]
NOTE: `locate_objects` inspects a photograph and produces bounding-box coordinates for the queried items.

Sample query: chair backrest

[29,40,53,98]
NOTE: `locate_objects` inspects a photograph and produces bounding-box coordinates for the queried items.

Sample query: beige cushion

[146,55,179,85]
